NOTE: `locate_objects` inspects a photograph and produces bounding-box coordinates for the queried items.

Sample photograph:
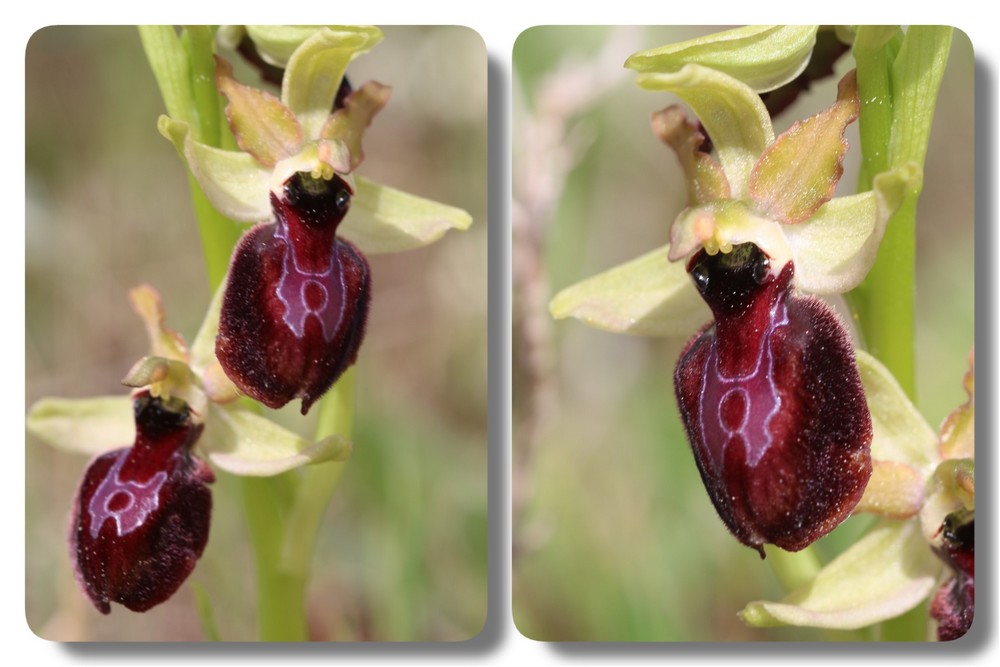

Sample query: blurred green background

[512,26,974,641]
[25,26,488,641]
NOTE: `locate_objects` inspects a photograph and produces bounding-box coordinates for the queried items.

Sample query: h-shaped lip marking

[274,225,345,342]
[87,450,168,539]
[698,300,790,471]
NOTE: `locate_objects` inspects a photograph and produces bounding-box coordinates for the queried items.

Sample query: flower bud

[217,172,371,414]
[931,512,974,640]
[674,243,872,555]
[70,392,213,614]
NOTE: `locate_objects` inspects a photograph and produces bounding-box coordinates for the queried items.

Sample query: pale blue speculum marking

[698,300,788,472]
[87,450,168,539]
[274,224,345,342]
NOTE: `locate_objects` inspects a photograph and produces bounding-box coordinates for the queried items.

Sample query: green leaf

[202,407,352,476]
[855,350,937,470]
[549,243,710,337]
[888,26,953,171]
[340,176,473,254]
[26,396,134,455]
[636,64,773,197]
[626,25,818,93]
[282,26,384,140]
[139,26,192,125]
[739,520,940,629]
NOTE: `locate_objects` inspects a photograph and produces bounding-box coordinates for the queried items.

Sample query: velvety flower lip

[674,244,872,556]
[70,391,213,614]
[216,174,371,414]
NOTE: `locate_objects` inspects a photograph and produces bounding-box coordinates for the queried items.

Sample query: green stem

[851,26,952,401]
[241,474,308,641]
[143,25,359,641]
[850,26,953,643]
[241,372,355,640]
[187,175,245,290]
[763,545,822,592]
[282,369,355,575]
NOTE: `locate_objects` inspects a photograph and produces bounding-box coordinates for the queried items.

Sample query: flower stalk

[141,25,358,640]
[851,26,953,399]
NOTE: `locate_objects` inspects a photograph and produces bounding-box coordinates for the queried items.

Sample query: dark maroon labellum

[674,243,872,556]
[217,172,371,414]
[931,512,974,640]
[70,392,213,614]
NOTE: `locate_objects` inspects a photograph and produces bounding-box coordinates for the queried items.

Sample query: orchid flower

[551,26,916,336]
[150,26,472,413]
[157,26,472,255]
[27,284,351,477]
[26,285,351,614]
[550,27,919,556]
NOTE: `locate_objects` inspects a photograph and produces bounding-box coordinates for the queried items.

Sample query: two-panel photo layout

[25,25,974,643]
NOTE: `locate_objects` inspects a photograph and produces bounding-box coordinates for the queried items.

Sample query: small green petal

[189,278,240,404]
[26,396,134,455]
[855,350,937,470]
[128,284,188,361]
[121,355,207,417]
[626,25,819,93]
[669,200,791,268]
[216,56,303,167]
[202,407,352,476]
[939,348,974,461]
[920,459,974,540]
[739,520,941,630]
[320,81,392,171]
[652,105,730,205]
[339,176,473,254]
[748,70,859,225]
[855,460,925,519]
[189,281,224,374]
[782,164,918,294]
[636,64,773,197]
[282,26,384,140]
[121,355,191,389]
[270,142,355,197]
[159,116,271,222]
[246,25,384,68]
[549,244,709,337]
